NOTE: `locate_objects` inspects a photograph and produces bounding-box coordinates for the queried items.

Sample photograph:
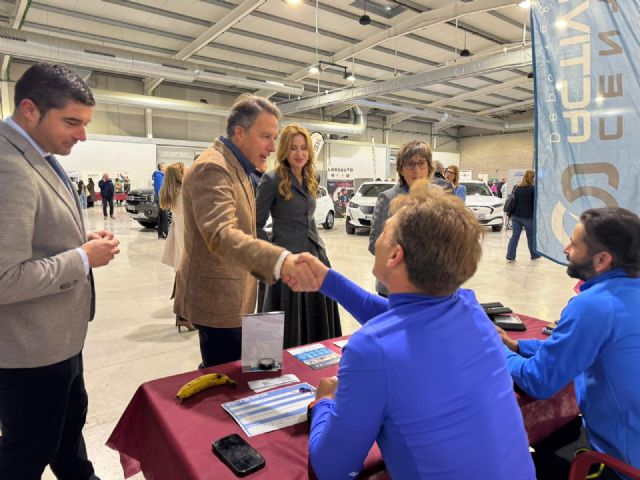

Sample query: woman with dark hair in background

[160,162,196,332]
[256,124,341,348]
[368,140,434,296]
[445,164,466,201]
[506,169,541,262]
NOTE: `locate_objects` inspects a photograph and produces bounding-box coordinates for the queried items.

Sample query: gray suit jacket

[256,170,324,253]
[0,121,91,368]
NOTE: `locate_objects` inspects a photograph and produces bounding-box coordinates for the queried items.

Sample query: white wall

[59,140,157,189]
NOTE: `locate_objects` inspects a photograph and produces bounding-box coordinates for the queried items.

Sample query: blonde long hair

[159,162,185,210]
[275,124,318,201]
[520,169,535,187]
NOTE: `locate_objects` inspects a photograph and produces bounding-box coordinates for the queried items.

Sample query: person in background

[153,163,168,239]
[70,177,79,197]
[159,162,196,333]
[445,164,466,201]
[123,175,130,194]
[0,61,120,480]
[506,169,540,262]
[496,177,506,198]
[174,94,320,368]
[369,140,433,296]
[431,159,453,192]
[497,207,640,479]
[292,181,535,480]
[86,177,96,208]
[501,180,508,199]
[77,179,87,209]
[256,124,341,348]
[114,178,123,206]
[98,172,115,220]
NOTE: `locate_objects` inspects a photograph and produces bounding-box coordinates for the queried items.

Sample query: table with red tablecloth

[107,315,579,480]
[95,192,128,203]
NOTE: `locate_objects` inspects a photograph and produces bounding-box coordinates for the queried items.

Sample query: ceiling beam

[477,99,534,115]
[144,0,265,93]
[353,99,505,130]
[279,48,532,115]
[1,0,29,78]
[386,113,415,126]
[257,0,517,97]
[428,76,531,108]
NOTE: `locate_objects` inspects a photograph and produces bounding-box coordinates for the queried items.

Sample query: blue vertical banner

[533,0,640,263]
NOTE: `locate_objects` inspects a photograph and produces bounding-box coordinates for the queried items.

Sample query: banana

[176,373,237,401]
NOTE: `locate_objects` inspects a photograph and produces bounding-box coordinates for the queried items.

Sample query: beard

[566,256,596,281]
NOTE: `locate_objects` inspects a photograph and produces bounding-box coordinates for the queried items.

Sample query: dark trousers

[0,353,95,480]
[196,325,242,367]
[157,207,169,237]
[532,416,620,480]
[101,197,114,217]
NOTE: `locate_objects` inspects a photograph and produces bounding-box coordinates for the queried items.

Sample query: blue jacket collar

[579,268,629,292]
[219,136,254,178]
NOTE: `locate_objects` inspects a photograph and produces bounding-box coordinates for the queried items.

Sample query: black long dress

[256,170,341,348]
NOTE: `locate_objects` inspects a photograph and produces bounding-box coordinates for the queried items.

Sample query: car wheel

[492,223,503,232]
[345,219,355,235]
[138,220,157,229]
[323,211,335,230]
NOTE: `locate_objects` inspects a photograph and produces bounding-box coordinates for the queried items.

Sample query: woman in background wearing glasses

[445,165,466,201]
[368,140,434,296]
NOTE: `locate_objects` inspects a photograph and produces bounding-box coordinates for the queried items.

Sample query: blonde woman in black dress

[256,124,341,348]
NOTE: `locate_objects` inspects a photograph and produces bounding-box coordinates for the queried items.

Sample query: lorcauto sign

[533,0,639,263]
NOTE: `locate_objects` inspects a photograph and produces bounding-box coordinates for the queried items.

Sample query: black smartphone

[212,433,265,477]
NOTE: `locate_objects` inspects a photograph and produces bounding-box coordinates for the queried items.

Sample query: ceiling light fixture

[518,0,531,8]
[312,60,356,82]
[459,31,471,57]
[359,1,371,25]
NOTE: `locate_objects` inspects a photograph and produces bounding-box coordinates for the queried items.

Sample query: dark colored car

[126,188,158,228]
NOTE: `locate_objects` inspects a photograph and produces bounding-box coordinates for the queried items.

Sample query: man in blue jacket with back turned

[293,182,535,480]
[498,207,640,479]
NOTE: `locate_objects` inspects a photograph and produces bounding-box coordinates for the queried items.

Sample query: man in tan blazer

[0,63,120,479]
[175,94,319,367]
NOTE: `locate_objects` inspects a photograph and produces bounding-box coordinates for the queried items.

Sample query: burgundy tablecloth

[107,315,578,480]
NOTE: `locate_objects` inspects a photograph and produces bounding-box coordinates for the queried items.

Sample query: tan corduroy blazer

[174,139,284,328]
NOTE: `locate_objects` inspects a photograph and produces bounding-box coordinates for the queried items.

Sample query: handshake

[280,252,329,292]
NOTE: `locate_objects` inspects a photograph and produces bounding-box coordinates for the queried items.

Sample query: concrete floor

[41,205,577,480]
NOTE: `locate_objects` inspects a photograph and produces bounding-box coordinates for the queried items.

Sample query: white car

[263,185,336,234]
[461,180,504,232]
[345,181,395,234]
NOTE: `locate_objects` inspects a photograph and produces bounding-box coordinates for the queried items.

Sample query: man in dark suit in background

[0,63,120,480]
[98,172,115,220]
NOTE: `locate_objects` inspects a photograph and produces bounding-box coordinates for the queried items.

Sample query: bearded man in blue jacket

[498,207,640,479]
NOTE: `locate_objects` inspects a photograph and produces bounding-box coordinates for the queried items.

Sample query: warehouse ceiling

[0,0,535,132]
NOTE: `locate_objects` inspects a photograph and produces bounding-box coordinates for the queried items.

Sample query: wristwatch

[257,358,275,370]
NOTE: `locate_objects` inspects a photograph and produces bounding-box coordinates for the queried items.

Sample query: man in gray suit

[0,63,120,479]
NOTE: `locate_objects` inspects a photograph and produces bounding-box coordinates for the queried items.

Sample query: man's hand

[289,252,329,291]
[281,253,321,292]
[88,230,115,241]
[81,238,120,268]
[315,376,338,401]
[495,325,519,353]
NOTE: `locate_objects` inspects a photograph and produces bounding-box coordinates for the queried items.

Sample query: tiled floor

[42,205,576,479]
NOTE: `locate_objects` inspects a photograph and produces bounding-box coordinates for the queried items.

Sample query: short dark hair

[390,180,484,295]
[580,207,640,277]
[14,63,95,115]
[226,94,281,139]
